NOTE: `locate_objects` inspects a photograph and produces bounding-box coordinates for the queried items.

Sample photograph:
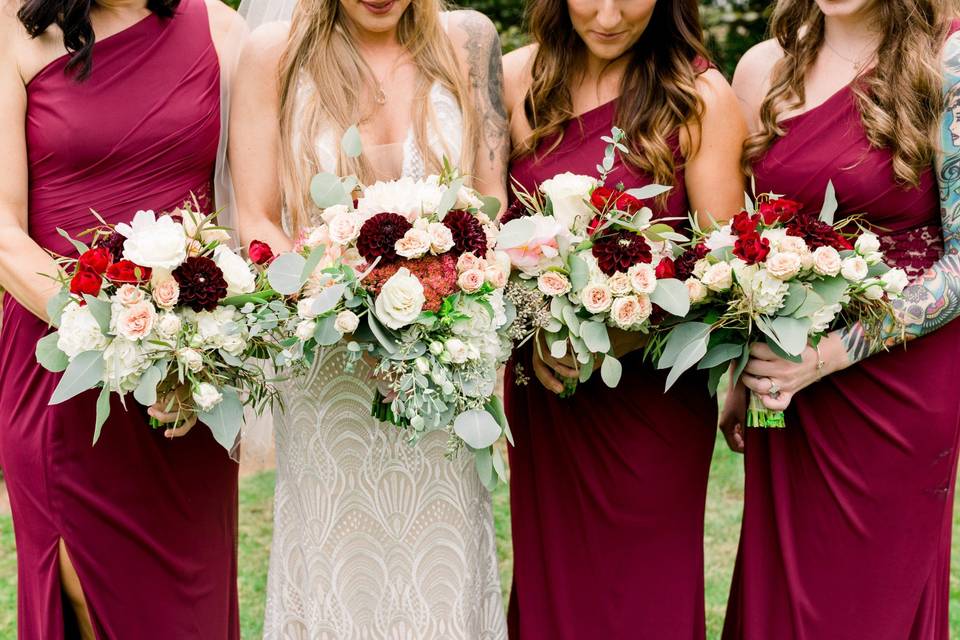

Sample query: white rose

[319,204,351,225]
[57,302,109,358]
[810,302,842,333]
[457,252,483,272]
[685,278,708,303]
[327,210,362,245]
[748,269,790,315]
[693,258,711,279]
[704,224,737,251]
[863,281,885,301]
[760,228,788,248]
[458,268,486,294]
[374,267,425,329]
[627,263,657,294]
[295,320,316,342]
[221,333,246,356]
[701,262,734,292]
[610,294,652,329]
[113,300,157,341]
[812,246,842,277]
[765,252,802,280]
[855,232,881,255]
[444,337,471,364]
[455,185,485,210]
[114,210,187,270]
[840,256,869,282]
[177,347,204,372]
[155,312,181,339]
[538,172,598,232]
[778,236,809,256]
[394,228,432,259]
[881,268,909,295]
[484,264,508,289]
[581,282,613,314]
[212,246,256,297]
[334,310,360,334]
[537,271,572,297]
[297,298,319,320]
[427,222,455,254]
[192,383,223,412]
[303,225,331,250]
[607,271,633,296]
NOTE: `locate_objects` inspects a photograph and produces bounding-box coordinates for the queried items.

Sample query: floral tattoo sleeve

[839,32,960,363]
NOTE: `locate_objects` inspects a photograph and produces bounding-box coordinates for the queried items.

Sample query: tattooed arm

[838,30,960,364]
[446,10,510,210]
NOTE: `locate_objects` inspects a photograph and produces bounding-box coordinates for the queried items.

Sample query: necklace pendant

[375,89,386,105]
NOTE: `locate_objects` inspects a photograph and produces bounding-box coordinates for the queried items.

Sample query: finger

[165,415,198,438]
[549,360,580,379]
[732,424,745,452]
[761,391,792,412]
[743,359,781,378]
[741,373,770,395]
[533,357,564,394]
[147,405,182,424]
[749,343,778,361]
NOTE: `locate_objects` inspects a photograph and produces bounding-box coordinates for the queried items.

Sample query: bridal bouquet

[655,184,908,427]
[263,159,513,487]
[37,207,289,450]
[496,128,692,396]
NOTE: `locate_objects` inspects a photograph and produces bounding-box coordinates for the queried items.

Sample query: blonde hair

[277,0,479,232]
[745,0,951,185]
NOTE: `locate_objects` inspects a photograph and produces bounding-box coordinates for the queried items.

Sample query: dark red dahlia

[443,209,488,256]
[786,212,853,251]
[173,256,228,311]
[591,230,652,276]
[356,212,412,264]
[499,199,531,225]
[758,198,802,225]
[675,243,710,281]
[96,230,127,262]
[733,232,771,265]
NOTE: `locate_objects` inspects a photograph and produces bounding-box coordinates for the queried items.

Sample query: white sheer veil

[239,0,298,28]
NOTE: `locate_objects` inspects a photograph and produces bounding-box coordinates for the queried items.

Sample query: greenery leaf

[600,353,622,387]
[83,294,112,335]
[549,338,567,359]
[561,305,581,337]
[819,180,837,226]
[197,387,244,451]
[310,172,348,209]
[770,316,812,356]
[46,291,71,328]
[92,385,111,445]
[455,409,502,449]
[300,245,326,283]
[697,342,743,370]
[133,363,164,406]
[481,196,501,218]
[625,184,672,200]
[792,289,825,319]
[50,350,104,405]
[810,275,849,306]
[35,333,69,372]
[568,254,589,292]
[649,278,691,317]
[665,331,710,390]
[580,321,610,353]
[341,125,363,159]
[267,252,308,295]
[437,178,464,218]
[57,228,89,255]
[474,446,495,492]
[310,283,347,316]
[657,322,712,369]
[780,282,807,317]
[367,313,398,355]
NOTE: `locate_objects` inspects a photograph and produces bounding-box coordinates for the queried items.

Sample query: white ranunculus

[374,267,425,329]
[213,246,256,297]
[705,224,737,251]
[810,302,843,333]
[192,383,223,412]
[57,302,109,358]
[538,172,598,232]
[812,246,842,277]
[881,268,909,295]
[765,251,802,281]
[177,347,204,372]
[701,262,734,292]
[840,256,869,282]
[747,269,789,315]
[855,232,881,255]
[334,310,360,334]
[115,210,187,270]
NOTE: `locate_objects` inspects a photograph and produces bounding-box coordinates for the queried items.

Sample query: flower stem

[558,376,578,399]
[746,391,786,429]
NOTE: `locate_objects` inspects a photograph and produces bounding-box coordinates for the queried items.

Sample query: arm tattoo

[459,12,509,182]
[839,32,960,363]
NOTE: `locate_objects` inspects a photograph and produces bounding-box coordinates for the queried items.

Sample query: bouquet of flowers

[655,184,908,427]
[261,157,514,488]
[496,128,692,396]
[37,207,289,450]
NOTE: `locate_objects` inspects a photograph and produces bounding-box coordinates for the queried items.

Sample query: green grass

[0,439,956,638]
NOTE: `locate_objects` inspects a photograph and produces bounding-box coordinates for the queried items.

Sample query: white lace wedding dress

[262,76,506,640]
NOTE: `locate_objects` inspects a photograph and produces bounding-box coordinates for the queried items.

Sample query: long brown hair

[745,0,950,185]
[516,0,710,187]
[277,0,479,232]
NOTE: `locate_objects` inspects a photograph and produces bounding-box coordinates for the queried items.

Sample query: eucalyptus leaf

[454,409,502,449]
[133,363,164,406]
[707,364,726,397]
[770,316,812,356]
[744,192,756,215]
[568,255,589,292]
[92,385,111,445]
[367,313,398,354]
[197,387,244,451]
[810,275,849,306]
[310,172,348,209]
[732,344,751,383]
[300,245,326,283]
[625,184,672,200]
[46,291,71,328]
[819,180,838,226]
[310,283,347,316]
[36,333,69,372]
[792,289,825,319]
[561,305,581,337]
[550,339,568,359]
[267,252,308,295]
[474,446,495,491]
[709,246,735,262]
[57,228,89,255]
[657,322,711,369]
[83,294,112,335]
[437,178,464,218]
[481,196,501,218]
[341,125,363,159]
[697,342,743,370]
[600,354,622,388]
[649,278,690,317]
[664,332,710,390]
[314,314,342,346]
[780,282,807,317]
[580,321,610,353]
[578,354,594,382]
[496,218,536,250]
[50,350,104,405]
[492,446,507,484]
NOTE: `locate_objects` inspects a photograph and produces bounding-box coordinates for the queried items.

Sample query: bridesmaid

[502,1,745,638]
[0,0,243,637]
[722,1,960,638]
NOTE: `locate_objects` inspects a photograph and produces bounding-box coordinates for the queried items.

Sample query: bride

[228,0,509,637]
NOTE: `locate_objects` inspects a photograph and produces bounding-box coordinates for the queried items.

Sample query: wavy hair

[277,0,479,233]
[17,0,179,80]
[516,0,710,188]
[745,0,950,185]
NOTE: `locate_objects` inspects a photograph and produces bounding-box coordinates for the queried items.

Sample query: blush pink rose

[537,271,572,297]
[116,284,145,306]
[458,268,486,294]
[115,300,157,341]
[152,278,180,309]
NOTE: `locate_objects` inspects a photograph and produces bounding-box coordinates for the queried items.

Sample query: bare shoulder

[238,21,289,72]
[502,44,536,114]
[444,8,499,47]
[732,38,783,114]
[203,0,247,40]
[695,68,741,116]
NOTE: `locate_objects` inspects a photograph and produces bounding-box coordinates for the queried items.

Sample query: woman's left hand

[741,333,850,411]
[148,385,198,438]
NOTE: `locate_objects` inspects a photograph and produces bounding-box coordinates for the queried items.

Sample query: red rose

[614,192,643,213]
[731,211,760,237]
[758,198,802,225]
[106,260,152,283]
[655,256,676,279]
[590,187,616,211]
[590,187,643,213]
[587,216,604,236]
[70,268,102,298]
[248,240,275,265]
[77,247,111,274]
[733,232,770,265]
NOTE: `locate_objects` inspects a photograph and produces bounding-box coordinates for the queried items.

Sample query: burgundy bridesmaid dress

[0,1,240,638]
[506,99,717,640]
[723,27,960,640]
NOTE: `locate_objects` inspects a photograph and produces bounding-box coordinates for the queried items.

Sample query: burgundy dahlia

[356,212,412,264]
[499,199,531,225]
[591,230,652,276]
[673,243,709,281]
[443,210,488,256]
[786,212,853,251]
[97,230,127,262]
[173,256,228,312]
